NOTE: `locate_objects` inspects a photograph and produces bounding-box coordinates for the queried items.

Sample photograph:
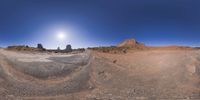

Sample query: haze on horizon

[0,0,200,49]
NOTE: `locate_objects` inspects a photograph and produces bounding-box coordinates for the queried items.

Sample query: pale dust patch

[186,64,196,75]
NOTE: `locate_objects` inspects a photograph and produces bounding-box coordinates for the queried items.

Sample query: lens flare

[57,31,66,41]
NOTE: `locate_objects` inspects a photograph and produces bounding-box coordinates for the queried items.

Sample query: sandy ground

[0,49,200,100]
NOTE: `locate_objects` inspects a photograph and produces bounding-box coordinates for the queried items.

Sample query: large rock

[117,38,145,48]
[37,43,45,50]
[57,47,60,51]
[65,44,72,52]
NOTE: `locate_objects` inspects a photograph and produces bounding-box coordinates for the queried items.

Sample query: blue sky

[0,0,200,49]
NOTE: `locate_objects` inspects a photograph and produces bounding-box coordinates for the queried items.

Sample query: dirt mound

[117,38,145,48]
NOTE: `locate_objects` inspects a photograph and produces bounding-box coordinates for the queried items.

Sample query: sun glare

[57,31,66,41]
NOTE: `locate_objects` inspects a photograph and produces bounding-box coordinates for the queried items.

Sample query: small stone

[113,60,117,63]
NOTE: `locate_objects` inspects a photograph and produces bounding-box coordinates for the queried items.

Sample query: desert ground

[0,48,200,100]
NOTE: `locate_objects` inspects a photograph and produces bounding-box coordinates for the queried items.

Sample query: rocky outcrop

[7,45,31,51]
[65,44,72,52]
[117,38,145,48]
[37,43,45,51]
[57,47,60,51]
[37,44,43,49]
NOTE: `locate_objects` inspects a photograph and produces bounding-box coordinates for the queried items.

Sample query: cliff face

[117,38,145,48]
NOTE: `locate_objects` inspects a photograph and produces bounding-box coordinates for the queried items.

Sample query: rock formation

[117,38,145,48]
[57,47,60,51]
[7,45,30,51]
[65,44,72,52]
[37,43,45,51]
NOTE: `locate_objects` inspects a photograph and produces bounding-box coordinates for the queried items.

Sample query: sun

[57,31,66,41]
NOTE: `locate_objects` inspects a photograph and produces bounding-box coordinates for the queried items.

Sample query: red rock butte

[117,38,144,48]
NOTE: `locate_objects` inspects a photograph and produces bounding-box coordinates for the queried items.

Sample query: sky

[0,0,200,49]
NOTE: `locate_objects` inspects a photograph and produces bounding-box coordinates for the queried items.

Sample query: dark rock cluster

[6,43,80,53]
[7,45,31,51]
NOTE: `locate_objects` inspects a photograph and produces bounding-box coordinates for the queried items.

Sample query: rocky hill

[117,38,145,48]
